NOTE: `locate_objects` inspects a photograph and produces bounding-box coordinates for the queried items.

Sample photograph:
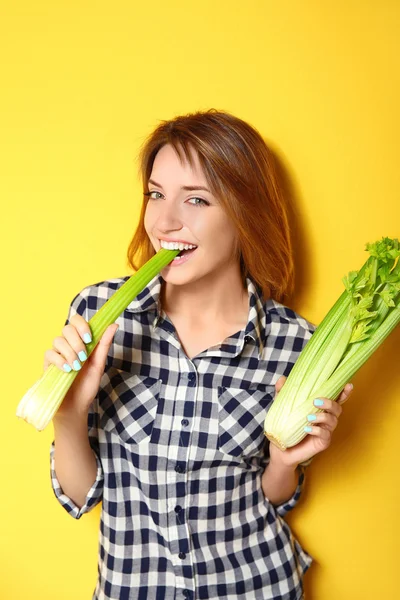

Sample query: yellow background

[1,1,399,598]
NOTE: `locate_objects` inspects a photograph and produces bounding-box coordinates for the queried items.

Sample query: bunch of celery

[264,237,400,451]
[16,248,179,431]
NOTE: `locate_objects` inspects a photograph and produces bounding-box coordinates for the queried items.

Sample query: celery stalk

[313,305,400,402]
[267,259,369,432]
[264,237,400,451]
[16,248,179,431]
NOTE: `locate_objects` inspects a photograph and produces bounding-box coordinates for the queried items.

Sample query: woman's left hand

[268,376,354,469]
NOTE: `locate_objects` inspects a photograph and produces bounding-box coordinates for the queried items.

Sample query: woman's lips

[166,246,197,267]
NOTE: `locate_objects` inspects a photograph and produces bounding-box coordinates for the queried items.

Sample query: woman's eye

[188,197,209,207]
[144,191,163,199]
[144,191,209,207]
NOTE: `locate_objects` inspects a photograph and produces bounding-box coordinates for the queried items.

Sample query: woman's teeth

[173,247,197,260]
[160,241,197,251]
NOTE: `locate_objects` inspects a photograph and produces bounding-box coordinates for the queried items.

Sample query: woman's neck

[160,267,248,329]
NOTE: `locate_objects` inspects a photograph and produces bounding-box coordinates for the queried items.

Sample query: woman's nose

[155,202,183,230]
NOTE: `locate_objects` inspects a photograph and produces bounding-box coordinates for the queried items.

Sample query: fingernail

[83,333,92,344]
[307,414,317,421]
[348,383,354,391]
[314,399,324,407]
[63,363,72,373]
[304,426,313,433]
[78,350,87,362]
[72,359,81,371]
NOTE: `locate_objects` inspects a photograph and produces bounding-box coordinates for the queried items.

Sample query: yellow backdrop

[1,1,399,598]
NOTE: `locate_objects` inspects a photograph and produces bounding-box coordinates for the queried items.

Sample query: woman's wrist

[268,453,299,472]
[268,461,299,478]
[261,459,299,505]
[53,406,88,431]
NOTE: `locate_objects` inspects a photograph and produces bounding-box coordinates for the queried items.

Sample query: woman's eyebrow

[148,178,211,193]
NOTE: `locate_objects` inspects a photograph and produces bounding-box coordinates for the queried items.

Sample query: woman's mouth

[167,246,198,267]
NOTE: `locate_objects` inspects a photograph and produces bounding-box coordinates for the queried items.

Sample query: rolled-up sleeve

[50,439,104,519]
[269,318,316,518]
[273,464,307,518]
[49,286,104,519]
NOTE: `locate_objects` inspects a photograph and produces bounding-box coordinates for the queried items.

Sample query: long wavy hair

[127,109,294,302]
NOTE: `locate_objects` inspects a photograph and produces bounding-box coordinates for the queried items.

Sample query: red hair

[127,109,294,302]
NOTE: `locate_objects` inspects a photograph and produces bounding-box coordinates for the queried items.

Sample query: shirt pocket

[100,371,162,445]
[217,384,274,459]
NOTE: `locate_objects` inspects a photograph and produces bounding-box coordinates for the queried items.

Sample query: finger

[61,324,90,367]
[338,383,354,405]
[275,375,287,394]
[304,423,331,443]
[88,324,119,371]
[306,412,338,432]
[98,323,119,347]
[69,314,93,345]
[313,397,342,418]
[44,348,75,373]
[52,335,84,371]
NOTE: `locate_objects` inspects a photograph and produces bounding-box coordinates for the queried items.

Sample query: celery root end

[264,431,287,452]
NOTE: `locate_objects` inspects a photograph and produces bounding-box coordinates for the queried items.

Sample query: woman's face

[144,143,240,285]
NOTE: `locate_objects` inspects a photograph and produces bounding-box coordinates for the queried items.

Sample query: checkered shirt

[50,273,316,600]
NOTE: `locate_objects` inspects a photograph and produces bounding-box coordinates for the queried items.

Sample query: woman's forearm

[53,412,98,509]
[261,460,299,506]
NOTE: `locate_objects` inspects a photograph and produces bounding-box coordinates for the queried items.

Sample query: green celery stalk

[312,304,400,402]
[16,248,179,431]
[266,259,370,431]
[264,237,400,451]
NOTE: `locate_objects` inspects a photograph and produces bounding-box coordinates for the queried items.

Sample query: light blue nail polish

[78,350,87,362]
[314,399,324,407]
[72,359,81,371]
[63,363,72,373]
[83,333,92,344]
[307,414,317,421]
[304,425,313,433]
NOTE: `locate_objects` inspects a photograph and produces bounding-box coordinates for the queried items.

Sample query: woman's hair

[127,108,294,302]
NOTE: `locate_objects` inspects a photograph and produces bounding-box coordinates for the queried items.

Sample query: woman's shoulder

[66,276,131,320]
[257,298,317,365]
[263,297,317,338]
[71,275,129,301]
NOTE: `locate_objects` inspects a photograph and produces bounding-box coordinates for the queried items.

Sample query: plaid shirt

[50,273,316,600]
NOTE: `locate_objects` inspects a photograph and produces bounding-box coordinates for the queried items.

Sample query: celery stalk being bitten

[16,248,179,431]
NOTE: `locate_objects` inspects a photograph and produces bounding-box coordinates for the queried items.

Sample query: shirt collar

[125,273,265,358]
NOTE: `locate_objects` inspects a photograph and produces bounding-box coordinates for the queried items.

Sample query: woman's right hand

[44,314,119,420]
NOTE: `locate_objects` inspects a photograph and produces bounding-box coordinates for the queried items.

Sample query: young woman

[48,109,353,600]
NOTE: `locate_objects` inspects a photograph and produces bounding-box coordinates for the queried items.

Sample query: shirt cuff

[273,464,307,518]
[49,441,104,519]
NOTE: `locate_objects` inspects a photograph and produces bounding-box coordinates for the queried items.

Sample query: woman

[48,109,353,600]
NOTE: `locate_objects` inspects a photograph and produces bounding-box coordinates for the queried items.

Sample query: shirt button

[181,418,189,427]
[174,505,182,513]
[244,335,251,343]
[183,590,192,598]
[175,464,185,473]
[188,372,196,386]
[178,552,186,559]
